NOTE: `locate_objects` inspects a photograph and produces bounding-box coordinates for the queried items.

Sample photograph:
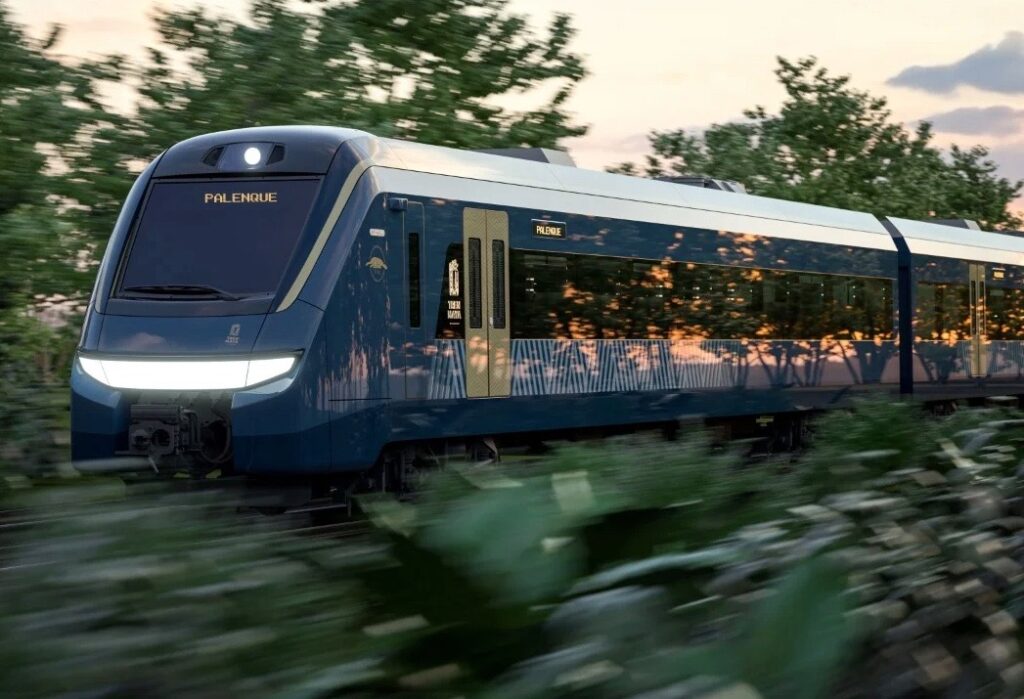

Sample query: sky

[11,0,1024,211]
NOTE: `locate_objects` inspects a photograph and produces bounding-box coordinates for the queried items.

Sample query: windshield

[118,178,320,298]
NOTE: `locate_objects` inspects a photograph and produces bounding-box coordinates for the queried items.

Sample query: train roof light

[243,146,262,166]
[208,142,279,171]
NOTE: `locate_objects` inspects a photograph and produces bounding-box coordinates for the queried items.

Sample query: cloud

[888,31,1024,95]
[923,106,1024,136]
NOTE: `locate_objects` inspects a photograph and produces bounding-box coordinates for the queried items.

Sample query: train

[70,125,1024,494]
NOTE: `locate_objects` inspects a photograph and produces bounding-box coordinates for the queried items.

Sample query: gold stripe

[276,160,372,312]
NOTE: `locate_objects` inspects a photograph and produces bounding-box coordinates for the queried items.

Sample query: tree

[0,0,116,467]
[76,0,587,248]
[943,145,1024,230]
[337,0,586,148]
[0,1,109,311]
[613,57,1023,230]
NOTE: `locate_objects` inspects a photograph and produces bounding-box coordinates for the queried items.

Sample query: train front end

[71,126,365,476]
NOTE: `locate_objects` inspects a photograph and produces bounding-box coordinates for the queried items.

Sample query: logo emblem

[366,245,387,282]
[225,323,241,345]
[448,258,460,296]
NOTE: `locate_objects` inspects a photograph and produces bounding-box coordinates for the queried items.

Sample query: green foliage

[0,2,109,468]
[805,398,929,489]
[354,438,848,696]
[1,437,848,698]
[338,0,587,149]
[135,0,587,148]
[614,57,1023,230]
[944,144,1024,230]
[0,487,376,697]
[0,2,104,308]
[676,557,853,699]
[10,409,1024,697]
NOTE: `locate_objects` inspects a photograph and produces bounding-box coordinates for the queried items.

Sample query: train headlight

[77,354,298,391]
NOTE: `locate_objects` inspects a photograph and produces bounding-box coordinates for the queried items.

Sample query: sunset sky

[12,0,1024,211]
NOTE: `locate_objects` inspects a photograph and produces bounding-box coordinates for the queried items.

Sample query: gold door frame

[463,208,511,398]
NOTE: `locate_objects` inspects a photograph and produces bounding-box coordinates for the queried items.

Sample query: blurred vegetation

[8,403,1024,697]
[0,3,111,471]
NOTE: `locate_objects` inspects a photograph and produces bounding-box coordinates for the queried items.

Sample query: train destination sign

[532,219,566,238]
[204,191,279,204]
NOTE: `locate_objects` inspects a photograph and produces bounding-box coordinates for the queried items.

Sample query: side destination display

[532,219,566,238]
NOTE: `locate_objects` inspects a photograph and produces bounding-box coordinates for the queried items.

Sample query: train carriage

[884,217,1024,399]
[69,125,1024,486]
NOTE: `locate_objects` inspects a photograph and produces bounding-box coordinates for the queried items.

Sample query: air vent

[201,146,224,167]
[931,219,980,230]
[267,144,285,165]
[476,147,576,167]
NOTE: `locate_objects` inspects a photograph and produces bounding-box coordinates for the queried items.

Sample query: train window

[674,264,765,339]
[407,232,421,328]
[625,260,672,338]
[915,282,970,341]
[987,286,1024,340]
[492,240,506,329]
[511,252,569,338]
[468,238,482,329]
[510,250,893,341]
[571,255,628,339]
[435,244,464,339]
[118,179,321,299]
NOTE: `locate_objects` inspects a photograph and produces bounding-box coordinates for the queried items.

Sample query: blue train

[71,125,1024,488]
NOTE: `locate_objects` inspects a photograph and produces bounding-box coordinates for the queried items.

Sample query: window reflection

[915,283,970,342]
[511,251,894,341]
[986,286,1024,340]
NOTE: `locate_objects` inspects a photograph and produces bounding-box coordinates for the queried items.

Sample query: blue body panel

[231,310,334,474]
[70,361,131,460]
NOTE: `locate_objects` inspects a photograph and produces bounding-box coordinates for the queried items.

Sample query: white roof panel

[886,217,1024,266]
[371,168,896,252]
[341,131,896,251]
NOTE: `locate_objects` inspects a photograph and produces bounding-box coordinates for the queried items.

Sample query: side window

[915,282,970,341]
[435,244,464,339]
[509,249,893,341]
[570,255,628,338]
[511,251,569,339]
[987,286,1024,340]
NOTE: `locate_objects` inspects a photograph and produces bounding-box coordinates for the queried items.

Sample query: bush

[6,408,1024,697]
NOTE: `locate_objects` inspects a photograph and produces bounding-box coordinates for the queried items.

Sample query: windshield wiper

[122,284,248,301]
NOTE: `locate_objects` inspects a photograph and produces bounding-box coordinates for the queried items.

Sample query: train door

[969,262,988,377]
[463,208,511,398]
